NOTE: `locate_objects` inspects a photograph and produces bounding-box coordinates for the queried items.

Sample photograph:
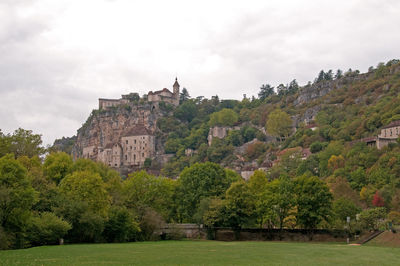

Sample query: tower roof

[173,77,180,87]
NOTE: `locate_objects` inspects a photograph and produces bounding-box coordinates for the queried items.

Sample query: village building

[120,125,155,166]
[358,120,400,149]
[98,78,180,110]
[96,125,155,168]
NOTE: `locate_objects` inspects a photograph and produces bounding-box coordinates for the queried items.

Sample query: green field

[0,240,399,265]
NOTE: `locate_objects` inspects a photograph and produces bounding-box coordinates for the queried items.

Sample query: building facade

[96,125,155,167]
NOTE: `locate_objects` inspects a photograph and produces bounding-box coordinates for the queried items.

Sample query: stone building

[358,120,400,149]
[98,78,180,110]
[96,124,155,167]
[120,125,155,166]
[147,78,180,106]
[208,126,241,145]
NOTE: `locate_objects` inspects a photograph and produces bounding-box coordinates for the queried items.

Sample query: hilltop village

[69,61,400,179]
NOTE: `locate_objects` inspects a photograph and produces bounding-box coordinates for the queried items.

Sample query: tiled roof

[382,120,400,129]
[122,125,153,137]
[148,88,173,95]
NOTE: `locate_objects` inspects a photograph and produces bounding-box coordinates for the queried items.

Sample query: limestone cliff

[71,102,170,175]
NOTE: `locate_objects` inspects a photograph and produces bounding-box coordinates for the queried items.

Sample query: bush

[27,212,71,246]
[103,207,140,243]
[310,141,323,153]
[358,207,387,231]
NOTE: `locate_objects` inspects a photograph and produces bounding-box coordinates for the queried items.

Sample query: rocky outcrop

[72,102,168,173]
[293,73,371,106]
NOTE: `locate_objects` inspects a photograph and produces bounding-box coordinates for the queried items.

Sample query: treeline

[1,128,399,250]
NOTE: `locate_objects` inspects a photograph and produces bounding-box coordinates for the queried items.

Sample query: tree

[103,206,140,242]
[209,108,238,127]
[294,175,333,230]
[335,69,343,79]
[266,109,292,141]
[223,181,256,229]
[277,84,287,96]
[248,170,269,227]
[287,79,299,94]
[2,128,45,158]
[179,88,190,103]
[265,177,295,230]
[258,84,275,101]
[324,70,333,81]
[43,152,73,184]
[332,197,361,223]
[372,191,385,207]
[0,154,37,248]
[176,162,232,222]
[27,212,71,246]
[358,207,386,230]
[174,100,198,122]
[122,171,175,220]
[58,170,110,225]
[315,70,325,83]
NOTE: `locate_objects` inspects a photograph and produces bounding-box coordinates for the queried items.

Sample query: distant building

[97,124,155,167]
[98,78,180,110]
[357,120,400,149]
[147,78,180,106]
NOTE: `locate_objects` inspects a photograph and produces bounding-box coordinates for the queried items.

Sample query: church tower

[173,77,180,104]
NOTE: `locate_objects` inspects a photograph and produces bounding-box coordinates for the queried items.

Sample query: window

[134,140,136,144]
[126,140,128,144]
[125,155,127,160]
[130,146,132,150]
[134,154,136,160]
[142,153,144,157]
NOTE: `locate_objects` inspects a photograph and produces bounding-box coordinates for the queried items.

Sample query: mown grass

[0,240,399,265]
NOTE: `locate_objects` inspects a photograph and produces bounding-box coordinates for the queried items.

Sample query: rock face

[72,102,167,175]
[293,73,371,106]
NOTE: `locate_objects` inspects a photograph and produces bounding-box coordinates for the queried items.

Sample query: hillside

[55,60,400,179]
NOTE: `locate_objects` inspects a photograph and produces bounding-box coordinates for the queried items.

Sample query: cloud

[0,0,399,145]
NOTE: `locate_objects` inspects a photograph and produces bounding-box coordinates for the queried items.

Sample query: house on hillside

[358,120,400,149]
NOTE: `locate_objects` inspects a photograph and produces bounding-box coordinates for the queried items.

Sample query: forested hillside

[1,59,400,250]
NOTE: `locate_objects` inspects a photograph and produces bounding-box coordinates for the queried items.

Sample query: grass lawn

[0,240,399,265]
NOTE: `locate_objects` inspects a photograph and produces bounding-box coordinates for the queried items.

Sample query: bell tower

[173,77,180,104]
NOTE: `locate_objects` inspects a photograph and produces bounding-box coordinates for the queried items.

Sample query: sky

[1,0,400,145]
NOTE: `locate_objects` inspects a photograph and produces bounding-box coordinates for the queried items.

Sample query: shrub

[27,212,71,246]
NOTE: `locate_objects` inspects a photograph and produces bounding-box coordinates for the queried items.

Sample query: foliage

[358,207,387,230]
[294,175,333,230]
[266,109,292,141]
[223,181,256,229]
[175,162,232,222]
[27,212,71,246]
[209,108,238,127]
[0,154,37,248]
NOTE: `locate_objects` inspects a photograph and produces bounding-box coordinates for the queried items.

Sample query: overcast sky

[1,0,399,145]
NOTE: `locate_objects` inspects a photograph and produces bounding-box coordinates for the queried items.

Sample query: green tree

[209,108,238,127]
[248,170,269,227]
[258,84,275,101]
[332,197,361,223]
[0,154,37,248]
[103,206,140,242]
[43,152,73,184]
[122,171,175,220]
[266,109,292,141]
[294,175,333,230]
[3,128,45,158]
[224,181,256,229]
[176,162,232,222]
[179,87,190,103]
[358,207,386,230]
[265,176,295,230]
[174,100,198,122]
[27,212,71,246]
